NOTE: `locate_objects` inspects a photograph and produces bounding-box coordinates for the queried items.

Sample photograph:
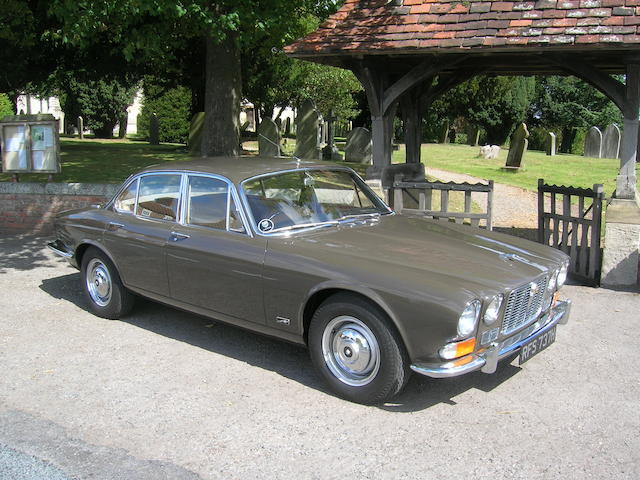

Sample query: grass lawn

[1,138,628,198]
[0,138,192,183]
[395,143,626,197]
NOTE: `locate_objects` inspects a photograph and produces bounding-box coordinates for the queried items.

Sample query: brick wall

[0,183,119,234]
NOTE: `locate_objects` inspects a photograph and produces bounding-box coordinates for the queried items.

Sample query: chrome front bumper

[411,299,571,379]
[47,240,74,258]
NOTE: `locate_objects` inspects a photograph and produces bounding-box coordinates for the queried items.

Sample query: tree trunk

[202,32,241,157]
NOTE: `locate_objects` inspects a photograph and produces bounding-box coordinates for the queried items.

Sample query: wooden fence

[391,179,494,230]
[537,179,604,285]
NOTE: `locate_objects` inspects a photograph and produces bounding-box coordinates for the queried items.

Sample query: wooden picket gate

[391,179,494,230]
[537,179,604,285]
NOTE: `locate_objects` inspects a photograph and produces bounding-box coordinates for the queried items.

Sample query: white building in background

[15,90,143,136]
[124,90,143,135]
[16,95,65,133]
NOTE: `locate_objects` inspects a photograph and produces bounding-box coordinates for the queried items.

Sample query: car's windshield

[242,169,389,233]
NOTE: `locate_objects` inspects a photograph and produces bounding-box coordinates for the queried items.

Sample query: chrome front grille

[501,275,549,335]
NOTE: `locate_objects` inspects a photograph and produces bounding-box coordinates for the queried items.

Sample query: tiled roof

[285,0,640,55]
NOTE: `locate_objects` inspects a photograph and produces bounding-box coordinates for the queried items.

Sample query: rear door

[166,174,266,325]
[103,173,182,296]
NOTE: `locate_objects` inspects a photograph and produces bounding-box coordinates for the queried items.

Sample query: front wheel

[308,293,410,404]
[80,247,134,319]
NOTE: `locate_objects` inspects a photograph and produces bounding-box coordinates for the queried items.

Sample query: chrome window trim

[106,170,251,236]
[113,177,139,215]
[238,166,393,238]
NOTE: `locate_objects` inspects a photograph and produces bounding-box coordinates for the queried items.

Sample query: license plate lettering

[519,326,556,365]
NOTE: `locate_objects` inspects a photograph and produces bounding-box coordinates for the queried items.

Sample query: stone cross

[77,116,84,140]
[294,100,322,161]
[602,124,621,159]
[322,109,343,161]
[258,117,281,157]
[583,126,602,158]
[344,127,373,164]
[188,112,205,156]
[545,132,556,156]
[149,113,160,145]
[505,123,529,169]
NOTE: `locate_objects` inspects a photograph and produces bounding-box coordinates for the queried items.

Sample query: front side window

[136,174,181,221]
[243,169,388,233]
[114,179,138,214]
[186,175,245,232]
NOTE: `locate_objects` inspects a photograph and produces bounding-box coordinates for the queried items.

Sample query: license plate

[519,326,557,365]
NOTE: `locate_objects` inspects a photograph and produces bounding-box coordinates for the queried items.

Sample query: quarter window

[114,179,138,214]
[136,174,181,221]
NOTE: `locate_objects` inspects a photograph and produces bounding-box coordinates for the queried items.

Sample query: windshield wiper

[269,220,339,233]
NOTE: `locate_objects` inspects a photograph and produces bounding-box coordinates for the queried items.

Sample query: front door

[165,174,266,324]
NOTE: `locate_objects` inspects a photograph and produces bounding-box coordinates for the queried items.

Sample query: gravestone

[467,125,480,146]
[344,127,372,164]
[583,126,602,158]
[545,132,556,156]
[602,124,621,159]
[258,118,281,157]
[77,116,84,140]
[294,100,322,161]
[149,113,159,145]
[504,123,529,170]
[284,118,291,137]
[438,119,450,144]
[188,112,205,155]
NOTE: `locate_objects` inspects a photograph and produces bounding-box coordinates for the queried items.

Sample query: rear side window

[136,174,182,221]
[114,179,138,214]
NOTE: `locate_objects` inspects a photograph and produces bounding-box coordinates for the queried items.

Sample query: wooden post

[537,179,545,244]
[591,184,604,282]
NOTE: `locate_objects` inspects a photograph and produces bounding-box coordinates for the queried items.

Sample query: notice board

[1,115,60,174]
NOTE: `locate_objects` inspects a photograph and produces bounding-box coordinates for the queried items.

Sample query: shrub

[138,82,191,144]
[0,94,14,118]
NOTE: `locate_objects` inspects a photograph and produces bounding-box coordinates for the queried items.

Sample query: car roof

[140,156,351,184]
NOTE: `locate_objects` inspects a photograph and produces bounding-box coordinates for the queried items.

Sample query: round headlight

[483,294,503,325]
[557,261,569,288]
[458,300,481,337]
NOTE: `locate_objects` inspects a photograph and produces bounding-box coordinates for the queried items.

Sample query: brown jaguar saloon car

[48,157,571,404]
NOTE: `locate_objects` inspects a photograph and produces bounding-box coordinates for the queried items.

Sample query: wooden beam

[353,62,383,116]
[381,57,465,115]
[548,54,625,112]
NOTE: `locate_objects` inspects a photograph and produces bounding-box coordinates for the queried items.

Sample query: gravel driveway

[1,235,638,479]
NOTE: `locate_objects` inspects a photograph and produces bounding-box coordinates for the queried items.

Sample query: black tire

[80,247,134,319]
[308,293,411,404]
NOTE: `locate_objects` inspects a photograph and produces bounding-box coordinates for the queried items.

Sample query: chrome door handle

[170,231,190,241]
[108,222,124,231]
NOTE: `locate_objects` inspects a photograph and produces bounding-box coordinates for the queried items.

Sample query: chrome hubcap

[321,316,380,386]
[86,259,112,307]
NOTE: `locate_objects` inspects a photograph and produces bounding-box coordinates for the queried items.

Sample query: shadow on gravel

[40,272,523,412]
[0,235,63,273]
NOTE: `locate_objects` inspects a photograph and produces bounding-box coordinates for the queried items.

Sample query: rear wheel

[308,293,410,404]
[80,247,134,319]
